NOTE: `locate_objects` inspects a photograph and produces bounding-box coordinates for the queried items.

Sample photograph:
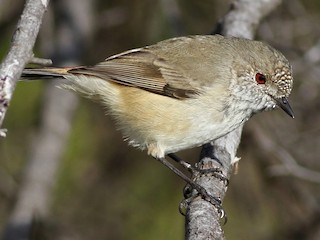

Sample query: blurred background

[0,0,320,239]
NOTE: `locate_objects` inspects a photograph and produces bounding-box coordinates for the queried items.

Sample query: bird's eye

[255,73,266,84]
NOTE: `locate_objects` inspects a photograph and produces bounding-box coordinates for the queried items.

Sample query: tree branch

[0,0,49,131]
[185,0,282,239]
[2,0,94,239]
[249,122,320,183]
[29,55,53,66]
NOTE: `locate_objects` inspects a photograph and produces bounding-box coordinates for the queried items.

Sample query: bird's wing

[68,48,200,99]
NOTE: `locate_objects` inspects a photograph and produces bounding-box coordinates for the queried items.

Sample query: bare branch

[250,123,320,183]
[0,0,49,130]
[185,1,283,239]
[29,55,53,66]
[160,0,185,35]
[221,0,281,39]
[269,162,320,183]
[2,0,94,239]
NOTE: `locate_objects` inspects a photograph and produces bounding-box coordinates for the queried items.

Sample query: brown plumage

[22,35,294,159]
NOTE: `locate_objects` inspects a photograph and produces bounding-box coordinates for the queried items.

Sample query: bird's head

[238,40,294,118]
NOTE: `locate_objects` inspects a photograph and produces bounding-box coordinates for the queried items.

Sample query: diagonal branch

[0,0,50,132]
[2,0,94,239]
[249,122,320,183]
[185,0,282,239]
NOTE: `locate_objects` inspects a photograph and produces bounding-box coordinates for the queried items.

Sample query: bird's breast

[112,87,246,158]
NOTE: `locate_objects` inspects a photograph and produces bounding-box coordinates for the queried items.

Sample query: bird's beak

[276,97,294,118]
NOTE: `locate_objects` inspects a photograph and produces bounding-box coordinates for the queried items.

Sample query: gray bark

[2,0,94,239]
[0,0,49,131]
[185,0,282,239]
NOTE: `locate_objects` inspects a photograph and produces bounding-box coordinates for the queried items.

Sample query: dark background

[0,0,320,239]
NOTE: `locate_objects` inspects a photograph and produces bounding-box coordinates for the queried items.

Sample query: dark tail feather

[21,67,76,80]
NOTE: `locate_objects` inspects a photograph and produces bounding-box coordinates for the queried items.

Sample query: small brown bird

[22,35,293,159]
[22,35,294,207]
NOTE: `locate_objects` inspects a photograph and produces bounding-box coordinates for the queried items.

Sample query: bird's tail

[22,66,120,104]
[21,67,82,80]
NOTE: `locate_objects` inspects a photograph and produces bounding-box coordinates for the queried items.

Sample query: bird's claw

[193,165,229,186]
[181,183,227,224]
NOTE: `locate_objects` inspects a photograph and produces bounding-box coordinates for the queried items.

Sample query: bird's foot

[193,164,229,186]
[159,154,227,222]
[180,184,227,223]
[167,153,229,185]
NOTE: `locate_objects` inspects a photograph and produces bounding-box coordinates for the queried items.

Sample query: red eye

[255,73,266,84]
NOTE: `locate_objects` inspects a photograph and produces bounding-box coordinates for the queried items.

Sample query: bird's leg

[167,153,193,172]
[155,156,224,217]
[168,153,229,185]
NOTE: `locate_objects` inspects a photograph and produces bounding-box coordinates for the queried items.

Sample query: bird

[22,35,294,209]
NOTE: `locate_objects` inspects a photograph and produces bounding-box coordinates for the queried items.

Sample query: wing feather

[69,49,199,99]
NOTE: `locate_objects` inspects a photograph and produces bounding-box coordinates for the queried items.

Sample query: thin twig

[250,123,320,183]
[0,0,49,130]
[29,55,53,66]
